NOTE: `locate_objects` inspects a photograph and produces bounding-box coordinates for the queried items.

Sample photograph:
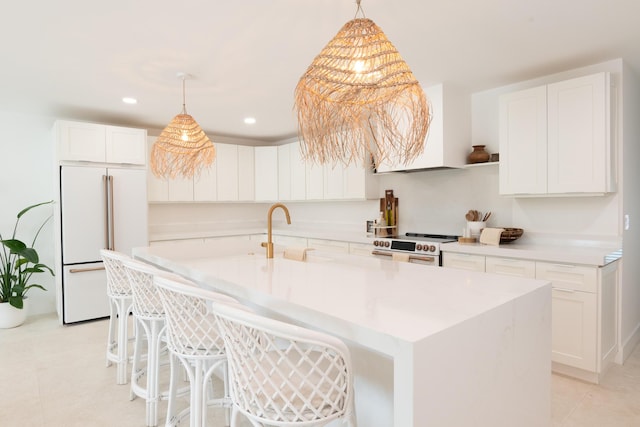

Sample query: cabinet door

[547,72,609,194]
[290,143,307,200]
[168,176,194,201]
[307,238,349,253]
[349,242,373,257]
[106,126,146,165]
[324,164,344,199]
[255,146,278,201]
[194,162,217,201]
[272,235,308,247]
[57,120,106,162]
[146,137,169,201]
[499,86,548,195]
[277,144,292,200]
[551,288,597,371]
[216,143,239,201]
[238,145,255,201]
[485,256,535,278]
[306,162,324,200]
[442,253,485,271]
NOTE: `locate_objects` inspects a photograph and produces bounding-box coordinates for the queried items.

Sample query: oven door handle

[371,250,435,263]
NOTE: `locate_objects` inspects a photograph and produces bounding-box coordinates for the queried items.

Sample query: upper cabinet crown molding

[375,83,472,173]
[499,72,616,196]
[55,120,146,165]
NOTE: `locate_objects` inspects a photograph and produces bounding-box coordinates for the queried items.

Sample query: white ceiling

[3,0,640,142]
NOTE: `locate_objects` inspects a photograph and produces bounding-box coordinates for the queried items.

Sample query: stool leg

[116,299,129,385]
[165,352,180,427]
[146,319,161,427]
[106,299,117,367]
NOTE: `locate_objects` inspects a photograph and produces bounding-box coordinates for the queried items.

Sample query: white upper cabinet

[106,126,147,164]
[216,143,240,201]
[277,144,292,200]
[375,83,471,172]
[56,120,146,165]
[278,142,307,201]
[499,72,615,196]
[254,146,278,201]
[499,86,548,195]
[547,73,613,194]
[237,145,255,201]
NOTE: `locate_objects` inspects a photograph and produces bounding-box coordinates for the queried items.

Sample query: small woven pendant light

[294,0,430,167]
[151,73,215,179]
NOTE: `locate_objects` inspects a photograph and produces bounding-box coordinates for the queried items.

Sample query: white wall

[620,62,640,359]
[0,111,57,316]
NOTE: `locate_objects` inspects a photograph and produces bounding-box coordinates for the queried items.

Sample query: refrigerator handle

[102,175,111,250]
[108,175,115,251]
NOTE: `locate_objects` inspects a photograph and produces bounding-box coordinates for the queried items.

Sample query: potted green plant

[0,200,54,328]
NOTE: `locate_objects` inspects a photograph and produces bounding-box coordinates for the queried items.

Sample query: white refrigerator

[59,165,148,324]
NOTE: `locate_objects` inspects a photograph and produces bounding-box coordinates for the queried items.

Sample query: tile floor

[2,313,640,426]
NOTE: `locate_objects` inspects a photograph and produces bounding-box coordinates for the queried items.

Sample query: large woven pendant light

[294,0,430,167]
[151,72,215,179]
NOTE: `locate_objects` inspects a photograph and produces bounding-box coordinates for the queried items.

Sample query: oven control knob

[373,240,379,247]
[429,245,436,252]
[384,241,390,248]
[416,244,422,251]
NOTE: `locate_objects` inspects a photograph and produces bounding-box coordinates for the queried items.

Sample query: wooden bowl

[499,228,524,243]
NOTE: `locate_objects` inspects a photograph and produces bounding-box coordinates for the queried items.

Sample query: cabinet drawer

[486,256,535,278]
[442,253,485,272]
[307,238,349,253]
[349,242,373,257]
[536,262,597,293]
[272,235,308,247]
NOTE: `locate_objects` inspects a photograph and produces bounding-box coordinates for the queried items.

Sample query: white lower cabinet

[307,238,349,253]
[349,242,373,257]
[272,235,308,247]
[442,252,485,271]
[444,250,619,383]
[485,256,535,278]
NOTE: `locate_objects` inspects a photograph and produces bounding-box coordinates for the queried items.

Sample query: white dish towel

[479,228,505,246]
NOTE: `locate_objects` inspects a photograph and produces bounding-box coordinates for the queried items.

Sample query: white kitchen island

[134,240,552,427]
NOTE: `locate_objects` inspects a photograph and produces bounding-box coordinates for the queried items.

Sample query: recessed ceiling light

[244,117,256,125]
[122,97,138,104]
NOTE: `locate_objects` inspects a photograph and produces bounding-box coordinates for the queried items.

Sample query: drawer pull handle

[553,287,576,293]
[69,266,106,273]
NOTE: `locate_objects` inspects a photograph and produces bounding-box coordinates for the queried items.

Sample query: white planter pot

[0,299,28,329]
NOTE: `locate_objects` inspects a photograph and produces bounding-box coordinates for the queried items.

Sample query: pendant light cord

[354,0,366,18]
[181,76,187,115]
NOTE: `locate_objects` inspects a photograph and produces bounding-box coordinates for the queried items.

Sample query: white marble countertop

[441,241,622,266]
[132,239,552,427]
[133,239,549,351]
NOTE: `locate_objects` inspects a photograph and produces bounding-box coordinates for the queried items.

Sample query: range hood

[374,83,471,173]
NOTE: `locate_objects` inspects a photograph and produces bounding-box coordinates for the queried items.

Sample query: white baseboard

[616,323,640,364]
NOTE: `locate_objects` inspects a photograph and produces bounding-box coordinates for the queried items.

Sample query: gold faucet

[261,203,291,258]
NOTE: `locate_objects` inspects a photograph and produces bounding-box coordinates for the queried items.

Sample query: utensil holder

[467,221,487,239]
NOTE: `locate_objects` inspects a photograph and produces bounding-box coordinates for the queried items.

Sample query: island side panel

[395,284,551,427]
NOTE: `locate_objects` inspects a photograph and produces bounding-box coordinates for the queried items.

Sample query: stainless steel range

[371,232,459,266]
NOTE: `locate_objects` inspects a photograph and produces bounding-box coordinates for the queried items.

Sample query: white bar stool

[122,258,174,427]
[154,274,241,427]
[211,298,358,427]
[100,249,134,385]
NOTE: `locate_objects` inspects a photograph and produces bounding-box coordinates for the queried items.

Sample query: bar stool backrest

[210,299,357,426]
[121,258,165,319]
[100,249,132,297]
[153,275,237,360]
